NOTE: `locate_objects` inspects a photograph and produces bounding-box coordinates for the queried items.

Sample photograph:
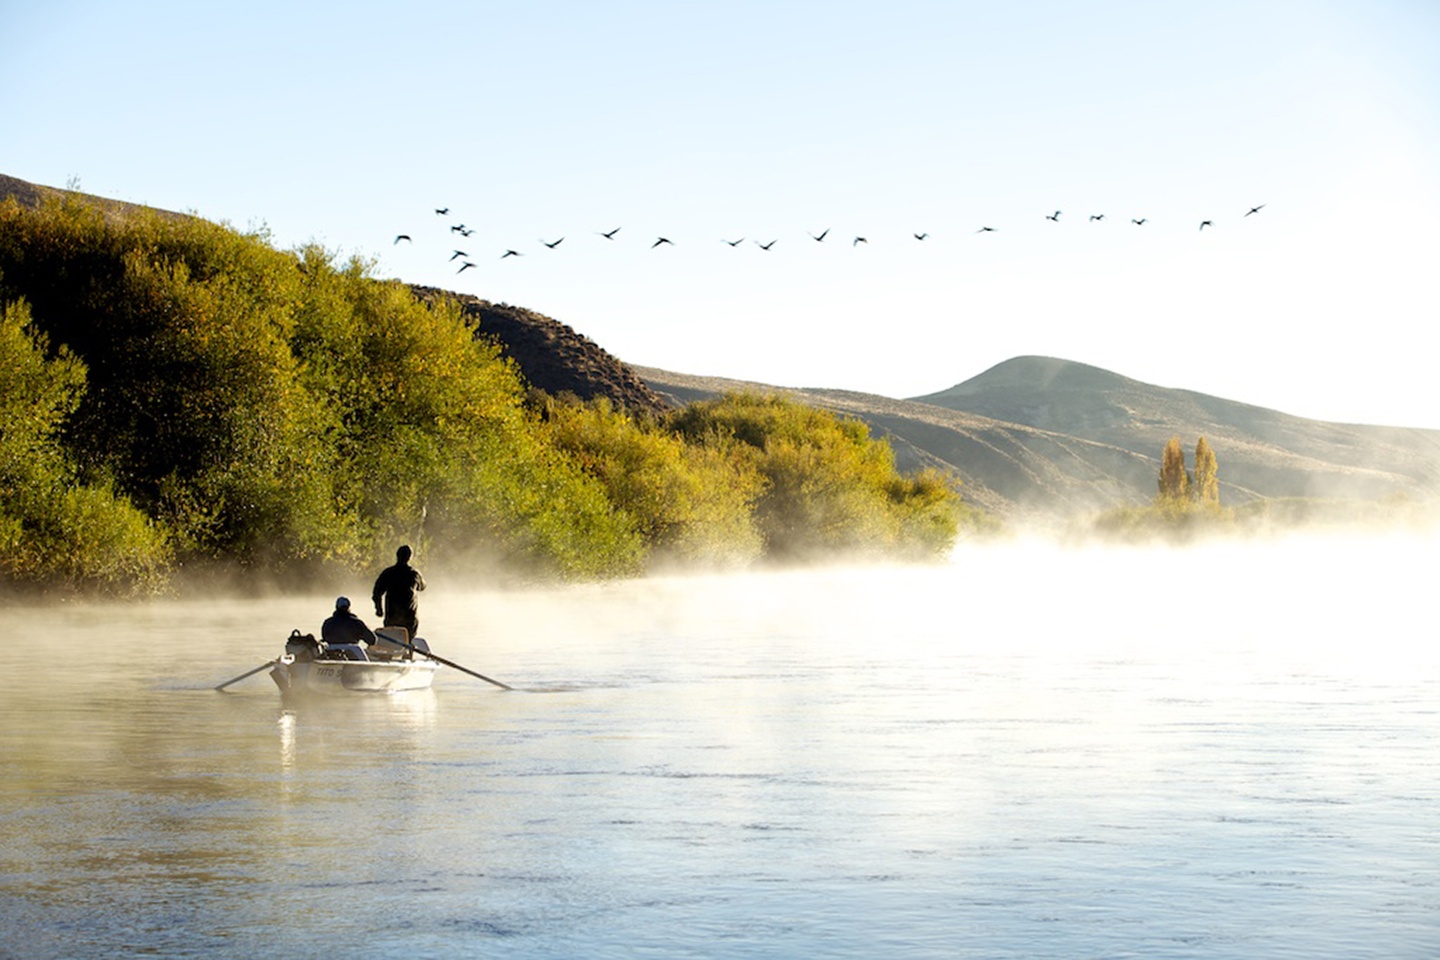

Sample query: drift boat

[269,627,440,695]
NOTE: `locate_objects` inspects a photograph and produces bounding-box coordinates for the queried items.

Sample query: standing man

[373,544,426,640]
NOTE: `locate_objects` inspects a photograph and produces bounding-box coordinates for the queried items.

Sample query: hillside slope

[913,356,1440,503]
[410,286,670,417]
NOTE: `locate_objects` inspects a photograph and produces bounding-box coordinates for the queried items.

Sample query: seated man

[321,596,377,649]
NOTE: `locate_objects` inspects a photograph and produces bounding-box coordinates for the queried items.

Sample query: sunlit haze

[3,1,1437,426]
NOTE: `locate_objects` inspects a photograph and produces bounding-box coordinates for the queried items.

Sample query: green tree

[0,196,344,567]
[668,392,964,561]
[0,298,170,592]
[540,395,764,568]
[290,264,644,579]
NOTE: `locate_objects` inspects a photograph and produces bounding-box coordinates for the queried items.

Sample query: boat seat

[372,626,412,660]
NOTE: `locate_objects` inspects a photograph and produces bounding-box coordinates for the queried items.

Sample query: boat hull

[271,657,439,695]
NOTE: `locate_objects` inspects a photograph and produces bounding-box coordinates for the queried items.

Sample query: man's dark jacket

[372,561,426,632]
[321,610,377,646]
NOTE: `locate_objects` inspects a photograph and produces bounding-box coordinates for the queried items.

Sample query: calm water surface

[3,539,1438,958]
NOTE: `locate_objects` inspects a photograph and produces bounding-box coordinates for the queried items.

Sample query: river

[2,537,1437,958]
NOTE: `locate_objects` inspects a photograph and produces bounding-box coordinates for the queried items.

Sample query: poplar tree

[1194,436,1219,506]
[1157,436,1189,502]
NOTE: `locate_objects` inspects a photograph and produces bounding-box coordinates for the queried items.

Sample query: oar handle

[214,659,279,691]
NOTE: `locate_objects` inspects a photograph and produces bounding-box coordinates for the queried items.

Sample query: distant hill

[913,356,1440,506]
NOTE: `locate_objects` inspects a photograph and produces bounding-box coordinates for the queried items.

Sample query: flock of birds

[391,204,1268,274]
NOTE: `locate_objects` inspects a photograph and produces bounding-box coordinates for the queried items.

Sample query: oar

[392,637,512,690]
[214,659,279,691]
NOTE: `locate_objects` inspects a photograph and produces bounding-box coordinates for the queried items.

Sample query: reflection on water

[2,538,1438,958]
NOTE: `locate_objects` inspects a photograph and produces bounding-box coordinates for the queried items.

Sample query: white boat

[269,627,440,695]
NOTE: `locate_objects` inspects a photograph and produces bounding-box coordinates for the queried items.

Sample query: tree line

[0,197,968,594]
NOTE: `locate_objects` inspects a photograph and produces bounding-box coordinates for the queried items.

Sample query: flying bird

[599,227,621,239]
[723,238,745,247]
[1245,204,1266,216]
[450,224,466,234]
[913,232,929,240]
[976,226,995,233]
[434,207,449,216]
[1045,211,1061,222]
[853,236,867,246]
[1131,218,1147,225]
[394,234,411,244]
[1089,214,1104,222]
[756,239,777,250]
[500,249,523,258]
[456,261,476,273]
[1199,220,1213,231]
[542,237,564,249]
[458,228,473,237]
[652,237,673,248]
[810,229,830,242]
[449,250,468,261]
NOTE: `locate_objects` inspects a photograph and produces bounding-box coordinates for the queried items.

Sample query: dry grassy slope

[915,356,1440,504]
[0,173,190,224]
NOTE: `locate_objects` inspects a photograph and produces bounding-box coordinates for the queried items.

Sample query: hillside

[913,356,1440,505]
[410,287,671,418]
[7,172,1437,524]
[1,179,966,592]
[0,173,189,225]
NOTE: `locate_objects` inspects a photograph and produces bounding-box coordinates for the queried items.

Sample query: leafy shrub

[0,298,169,593]
[668,392,964,562]
[0,197,343,568]
[541,395,764,569]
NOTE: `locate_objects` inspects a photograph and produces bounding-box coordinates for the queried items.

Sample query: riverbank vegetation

[0,197,968,594]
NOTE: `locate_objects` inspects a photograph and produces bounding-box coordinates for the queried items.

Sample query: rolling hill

[912,356,1440,508]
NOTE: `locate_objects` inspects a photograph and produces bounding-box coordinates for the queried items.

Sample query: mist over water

[3,536,1438,958]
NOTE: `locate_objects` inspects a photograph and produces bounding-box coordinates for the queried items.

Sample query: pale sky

[4,1,1438,427]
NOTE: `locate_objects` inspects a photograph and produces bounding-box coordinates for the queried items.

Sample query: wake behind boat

[269,627,440,695]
